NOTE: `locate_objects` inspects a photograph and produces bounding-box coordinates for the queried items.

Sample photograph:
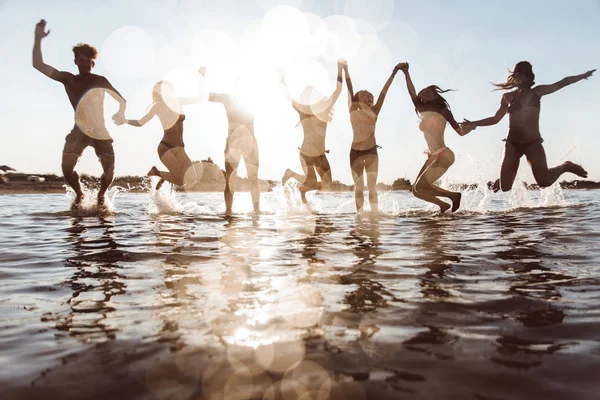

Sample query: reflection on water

[1,192,600,399]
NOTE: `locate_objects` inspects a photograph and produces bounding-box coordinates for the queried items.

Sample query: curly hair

[72,43,98,60]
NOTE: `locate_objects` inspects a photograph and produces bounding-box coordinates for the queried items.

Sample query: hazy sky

[1,0,599,185]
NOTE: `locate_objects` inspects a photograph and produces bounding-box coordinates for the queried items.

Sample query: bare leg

[224,162,237,214]
[62,153,84,206]
[351,158,365,212]
[413,185,451,213]
[365,153,379,212]
[499,143,521,192]
[247,162,260,213]
[97,155,115,207]
[282,169,306,185]
[526,141,588,187]
[413,153,459,213]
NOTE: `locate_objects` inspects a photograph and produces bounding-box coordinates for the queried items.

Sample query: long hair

[152,81,174,105]
[415,85,454,116]
[353,90,374,108]
[492,61,535,91]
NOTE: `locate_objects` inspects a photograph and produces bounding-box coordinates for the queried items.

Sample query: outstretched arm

[198,66,222,103]
[343,62,354,110]
[323,60,344,110]
[534,69,595,96]
[398,63,423,112]
[462,95,509,134]
[32,19,72,83]
[126,107,156,127]
[373,63,402,115]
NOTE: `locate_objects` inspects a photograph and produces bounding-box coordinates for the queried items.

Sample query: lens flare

[254,339,305,373]
[75,88,112,140]
[101,26,154,79]
[322,15,361,63]
[258,6,310,65]
[343,0,395,30]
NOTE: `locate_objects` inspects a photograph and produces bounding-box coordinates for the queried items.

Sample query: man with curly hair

[32,19,127,208]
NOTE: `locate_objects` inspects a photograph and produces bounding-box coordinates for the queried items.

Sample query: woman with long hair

[343,61,403,212]
[461,61,594,191]
[281,60,344,204]
[125,81,198,190]
[399,62,464,213]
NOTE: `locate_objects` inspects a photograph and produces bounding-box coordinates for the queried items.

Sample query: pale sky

[1,0,599,185]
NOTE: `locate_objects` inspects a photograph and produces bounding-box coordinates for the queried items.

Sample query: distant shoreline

[1,179,599,195]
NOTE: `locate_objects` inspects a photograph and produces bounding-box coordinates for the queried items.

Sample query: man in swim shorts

[32,19,126,207]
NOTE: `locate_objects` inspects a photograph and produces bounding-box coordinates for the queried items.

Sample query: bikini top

[507,90,540,114]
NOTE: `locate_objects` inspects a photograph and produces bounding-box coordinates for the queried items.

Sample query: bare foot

[155,178,165,190]
[281,168,293,185]
[147,166,160,177]
[97,194,106,208]
[490,179,501,193]
[439,201,451,214]
[451,192,461,212]
[71,192,85,209]
[300,186,308,204]
[564,161,588,178]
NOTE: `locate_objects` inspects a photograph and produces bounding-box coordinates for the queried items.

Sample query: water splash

[64,183,121,215]
[146,177,213,215]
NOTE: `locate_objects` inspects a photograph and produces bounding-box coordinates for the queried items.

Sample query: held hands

[395,62,409,73]
[337,59,347,69]
[35,19,50,39]
[459,119,476,136]
[112,112,126,126]
[198,66,206,77]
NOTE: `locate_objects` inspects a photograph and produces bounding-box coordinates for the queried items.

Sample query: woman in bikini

[461,61,594,192]
[281,60,344,204]
[399,62,464,213]
[343,61,403,212]
[126,81,198,190]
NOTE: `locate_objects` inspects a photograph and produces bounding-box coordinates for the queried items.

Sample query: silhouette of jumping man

[199,67,260,214]
[125,81,198,191]
[32,19,126,208]
[344,61,403,212]
[281,60,344,204]
[399,62,463,213]
[461,61,594,192]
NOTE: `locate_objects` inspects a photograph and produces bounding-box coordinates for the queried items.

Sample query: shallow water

[1,186,599,399]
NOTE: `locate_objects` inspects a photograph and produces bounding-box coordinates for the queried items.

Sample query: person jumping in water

[461,61,594,192]
[199,67,260,214]
[344,61,403,212]
[281,60,344,204]
[399,62,463,213]
[125,81,198,191]
[32,19,126,208]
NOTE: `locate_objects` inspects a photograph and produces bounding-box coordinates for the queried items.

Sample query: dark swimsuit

[158,114,185,158]
[505,91,543,158]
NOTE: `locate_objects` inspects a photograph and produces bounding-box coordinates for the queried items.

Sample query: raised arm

[126,106,156,127]
[398,63,423,112]
[32,19,72,83]
[373,63,402,115]
[323,60,344,110]
[343,62,354,110]
[534,69,595,96]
